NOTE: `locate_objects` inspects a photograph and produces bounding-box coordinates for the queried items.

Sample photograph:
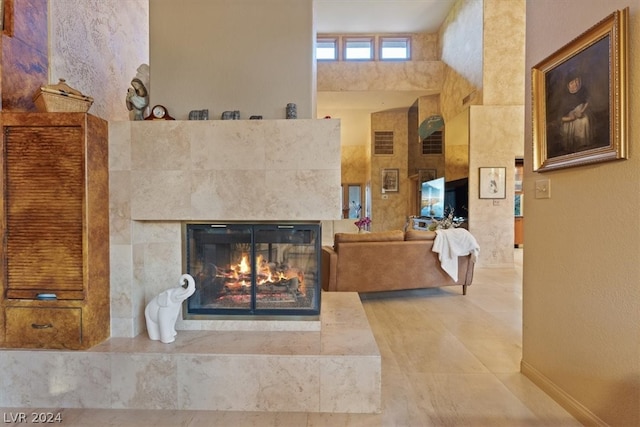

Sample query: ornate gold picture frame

[532,8,628,172]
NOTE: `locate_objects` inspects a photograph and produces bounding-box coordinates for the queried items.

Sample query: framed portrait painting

[532,8,628,172]
[479,167,506,199]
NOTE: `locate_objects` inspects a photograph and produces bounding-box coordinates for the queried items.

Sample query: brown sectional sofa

[321,229,475,295]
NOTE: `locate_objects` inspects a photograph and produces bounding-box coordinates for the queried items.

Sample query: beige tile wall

[109,119,342,337]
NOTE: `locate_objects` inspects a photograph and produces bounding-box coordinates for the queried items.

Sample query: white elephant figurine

[144,273,196,343]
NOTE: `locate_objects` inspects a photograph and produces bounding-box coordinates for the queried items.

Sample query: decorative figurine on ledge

[188,109,209,120]
[126,78,149,120]
[286,103,297,119]
[144,273,196,343]
[221,110,240,120]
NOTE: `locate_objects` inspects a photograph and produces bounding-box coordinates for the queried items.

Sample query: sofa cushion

[405,230,437,241]
[334,230,405,245]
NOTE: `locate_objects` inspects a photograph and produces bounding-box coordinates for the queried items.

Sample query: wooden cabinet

[514,217,524,247]
[1,113,110,349]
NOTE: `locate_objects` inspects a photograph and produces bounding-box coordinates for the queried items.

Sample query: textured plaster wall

[482,0,526,107]
[341,145,368,185]
[314,108,370,192]
[367,97,444,224]
[322,109,370,147]
[523,2,640,425]
[444,107,469,182]
[318,61,443,92]
[466,0,525,267]
[417,95,440,125]
[411,33,439,61]
[410,95,444,179]
[438,0,524,267]
[370,109,410,232]
[439,0,483,122]
[49,0,149,121]
[438,0,485,121]
[440,66,481,124]
[0,0,48,111]
[469,105,522,266]
[437,0,483,222]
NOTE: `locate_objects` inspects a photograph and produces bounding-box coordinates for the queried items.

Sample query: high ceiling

[314,0,455,34]
[314,0,456,113]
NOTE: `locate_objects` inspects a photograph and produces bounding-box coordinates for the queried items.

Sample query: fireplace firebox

[183,222,321,318]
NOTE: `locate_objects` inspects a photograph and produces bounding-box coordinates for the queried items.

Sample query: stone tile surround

[0,120,381,414]
[108,119,342,338]
[0,293,381,413]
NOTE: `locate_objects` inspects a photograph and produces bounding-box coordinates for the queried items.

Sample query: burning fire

[224,253,305,295]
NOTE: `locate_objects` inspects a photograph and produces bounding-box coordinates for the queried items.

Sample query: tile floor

[1,249,582,426]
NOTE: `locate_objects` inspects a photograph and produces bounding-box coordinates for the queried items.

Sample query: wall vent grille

[374,131,394,155]
[422,130,443,155]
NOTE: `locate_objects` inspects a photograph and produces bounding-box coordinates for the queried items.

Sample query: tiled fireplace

[108,119,341,337]
[0,119,381,414]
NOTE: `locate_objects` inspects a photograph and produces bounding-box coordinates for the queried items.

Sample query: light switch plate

[535,179,551,199]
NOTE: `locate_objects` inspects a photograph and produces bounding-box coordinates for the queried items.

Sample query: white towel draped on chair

[432,228,480,281]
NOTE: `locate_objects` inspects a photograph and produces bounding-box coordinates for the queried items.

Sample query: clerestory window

[316,37,337,60]
[344,37,374,60]
[380,37,411,60]
[316,34,411,62]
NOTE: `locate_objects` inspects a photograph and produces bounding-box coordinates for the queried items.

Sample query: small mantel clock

[146,105,175,120]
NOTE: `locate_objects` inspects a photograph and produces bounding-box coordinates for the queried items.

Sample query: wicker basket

[33,79,94,113]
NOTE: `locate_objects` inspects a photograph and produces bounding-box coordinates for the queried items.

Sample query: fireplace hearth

[184,222,321,318]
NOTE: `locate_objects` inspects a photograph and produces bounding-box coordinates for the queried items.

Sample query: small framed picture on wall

[479,167,506,199]
[418,169,437,185]
[381,168,399,193]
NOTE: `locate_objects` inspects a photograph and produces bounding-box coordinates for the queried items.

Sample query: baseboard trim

[520,360,608,426]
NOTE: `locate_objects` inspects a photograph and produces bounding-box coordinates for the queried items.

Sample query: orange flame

[226,253,305,293]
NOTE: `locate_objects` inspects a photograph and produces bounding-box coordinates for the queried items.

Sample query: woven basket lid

[38,79,94,102]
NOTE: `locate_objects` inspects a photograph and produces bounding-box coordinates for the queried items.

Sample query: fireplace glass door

[184,222,320,317]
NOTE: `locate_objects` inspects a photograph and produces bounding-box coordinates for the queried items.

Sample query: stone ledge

[0,293,381,413]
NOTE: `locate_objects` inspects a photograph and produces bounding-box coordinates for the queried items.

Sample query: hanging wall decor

[532,8,628,172]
